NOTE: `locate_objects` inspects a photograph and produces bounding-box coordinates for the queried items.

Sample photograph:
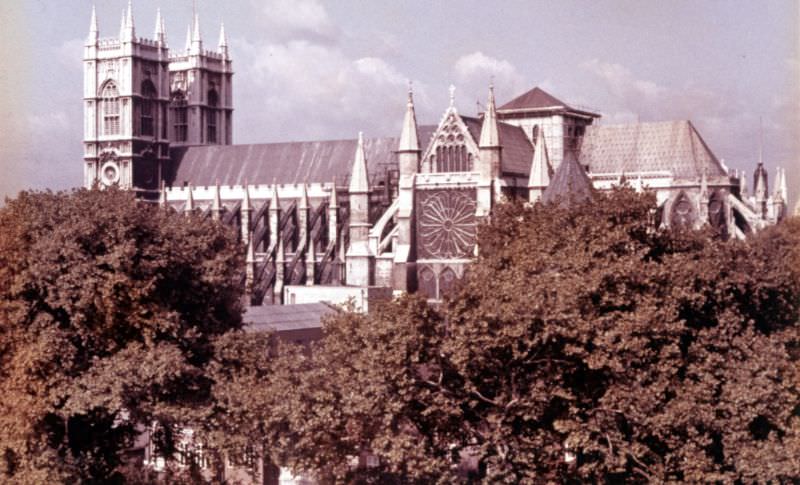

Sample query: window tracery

[429,116,474,173]
[101,82,120,136]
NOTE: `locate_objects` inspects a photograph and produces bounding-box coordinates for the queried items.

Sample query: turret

[528,127,551,203]
[397,84,420,176]
[478,84,501,180]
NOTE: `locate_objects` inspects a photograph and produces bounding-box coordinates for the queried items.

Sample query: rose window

[418,191,476,259]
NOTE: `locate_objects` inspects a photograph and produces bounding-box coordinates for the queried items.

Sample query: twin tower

[82,2,232,197]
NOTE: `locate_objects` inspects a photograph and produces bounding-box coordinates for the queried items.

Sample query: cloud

[231,36,425,143]
[253,0,339,43]
[453,52,526,108]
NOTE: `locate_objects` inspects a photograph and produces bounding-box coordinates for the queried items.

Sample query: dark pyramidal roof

[498,86,572,112]
[542,151,593,205]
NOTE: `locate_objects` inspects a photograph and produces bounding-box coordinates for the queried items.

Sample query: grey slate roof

[578,121,726,181]
[243,302,336,333]
[461,116,534,176]
[542,151,593,205]
[498,86,572,112]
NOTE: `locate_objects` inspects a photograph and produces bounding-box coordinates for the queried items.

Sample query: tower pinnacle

[87,5,99,45]
[398,83,420,153]
[190,6,203,54]
[479,83,500,148]
[155,8,166,45]
[121,0,135,42]
[349,132,369,193]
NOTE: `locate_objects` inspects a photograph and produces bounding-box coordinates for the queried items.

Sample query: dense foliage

[0,188,244,484]
[243,189,800,483]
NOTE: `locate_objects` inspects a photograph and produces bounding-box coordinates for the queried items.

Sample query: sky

[0,0,798,208]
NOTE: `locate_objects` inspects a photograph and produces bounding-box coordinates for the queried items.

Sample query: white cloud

[453,51,526,108]
[231,36,425,143]
[253,0,339,43]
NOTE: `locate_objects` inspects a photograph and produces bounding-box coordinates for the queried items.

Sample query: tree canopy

[241,189,800,483]
[0,188,244,484]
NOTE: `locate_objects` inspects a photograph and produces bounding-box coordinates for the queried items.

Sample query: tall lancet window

[207,90,219,144]
[140,81,157,137]
[101,82,120,136]
[171,92,188,142]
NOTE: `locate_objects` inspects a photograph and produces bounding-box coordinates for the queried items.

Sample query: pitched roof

[542,151,593,205]
[578,120,727,181]
[498,86,572,112]
[461,116,534,176]
[166,128,437,188]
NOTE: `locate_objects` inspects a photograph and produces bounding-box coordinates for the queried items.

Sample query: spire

[398,83,420,153]
[349,132,369,193]
[329,177,339,207]
[270,179,280,208]
[185,24,192,53]
[528,128,551,201]
[218,21,229,56]
[190,6,203,54]
[120,10,126,40]
[87,5,99,45]
[154,8,166,45]
[121,0,135,42]
[449,84,456,109]
[479,83,500,148]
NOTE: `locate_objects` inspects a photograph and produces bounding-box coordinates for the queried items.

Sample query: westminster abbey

[82,4,791,307]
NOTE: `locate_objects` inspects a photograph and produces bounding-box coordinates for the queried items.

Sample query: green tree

[258,189,799,483]
[0,188,244,484]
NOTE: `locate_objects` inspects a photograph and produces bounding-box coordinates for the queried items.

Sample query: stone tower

[83,3,232,198]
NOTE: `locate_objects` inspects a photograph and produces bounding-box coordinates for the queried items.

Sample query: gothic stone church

[83,6,790,307]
